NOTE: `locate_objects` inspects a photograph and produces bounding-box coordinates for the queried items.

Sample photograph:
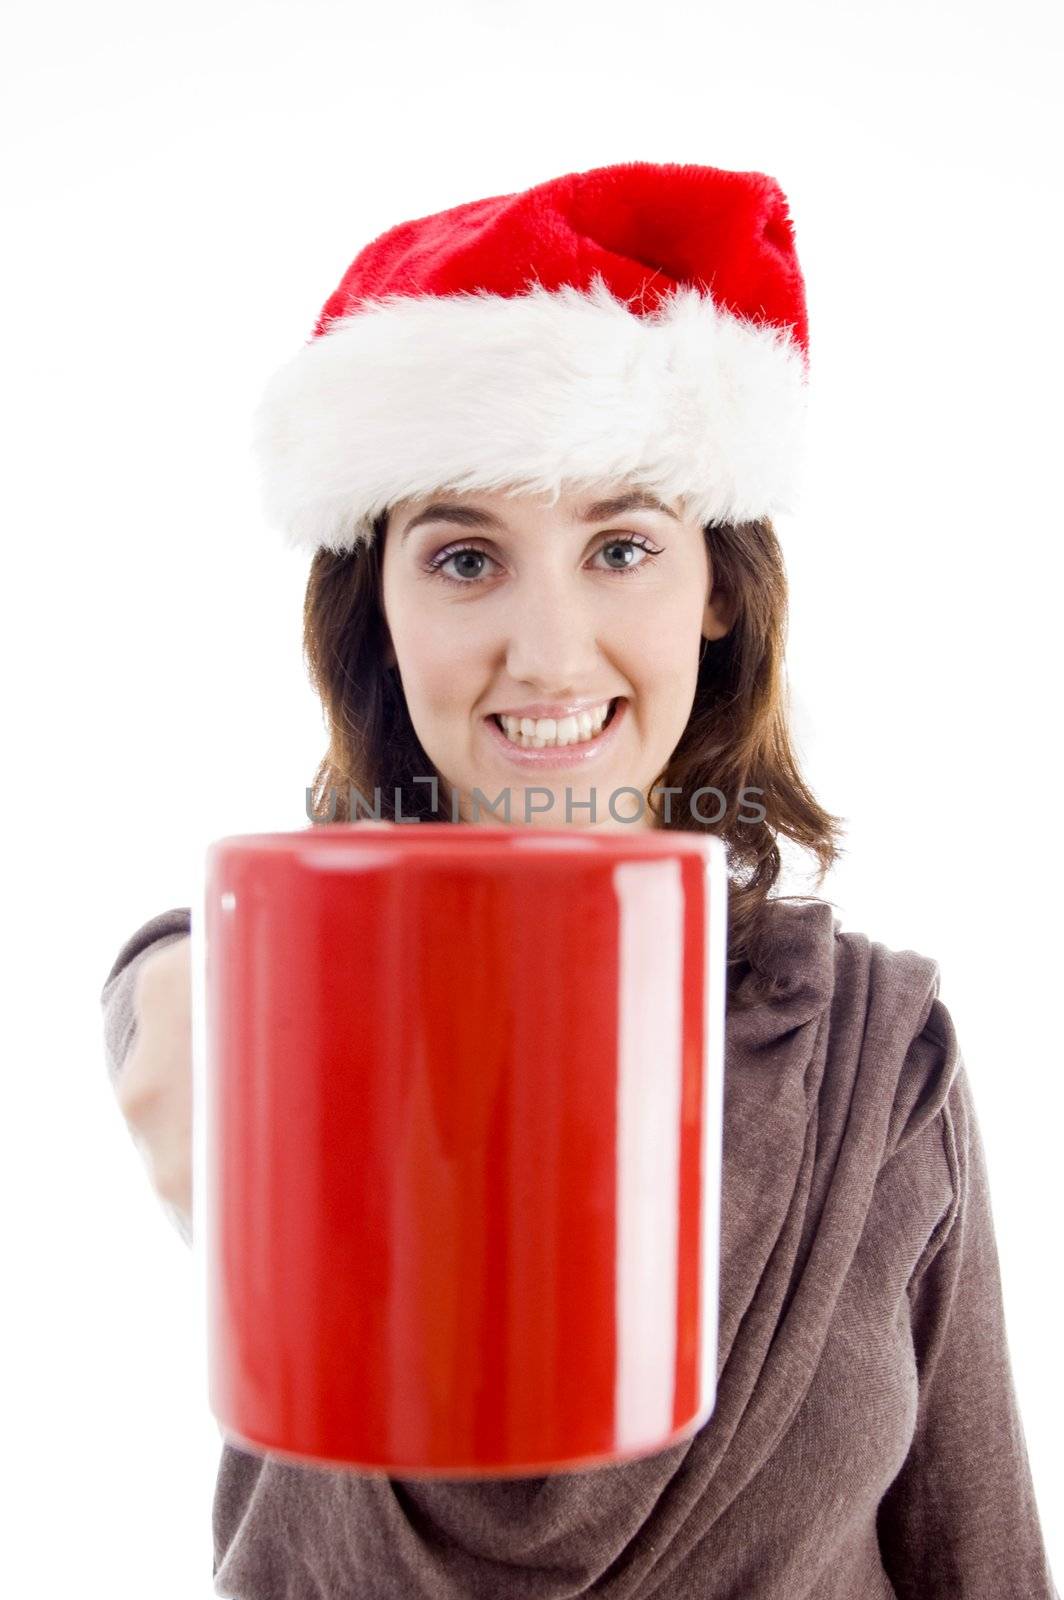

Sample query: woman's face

[379,484,733,830]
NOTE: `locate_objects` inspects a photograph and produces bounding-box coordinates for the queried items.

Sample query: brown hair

[302,510,847,999]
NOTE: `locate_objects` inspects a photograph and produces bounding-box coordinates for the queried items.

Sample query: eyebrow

[398,490,681,545]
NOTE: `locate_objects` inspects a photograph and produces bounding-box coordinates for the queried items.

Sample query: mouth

[490,697,621,744]
[482,696,627,768]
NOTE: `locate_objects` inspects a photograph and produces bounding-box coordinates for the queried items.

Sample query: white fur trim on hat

[251,275,809,555]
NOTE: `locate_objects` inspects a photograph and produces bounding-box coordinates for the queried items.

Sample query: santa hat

[252,160,810,556]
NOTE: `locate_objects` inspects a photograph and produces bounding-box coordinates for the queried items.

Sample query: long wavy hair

[302,508,847,999]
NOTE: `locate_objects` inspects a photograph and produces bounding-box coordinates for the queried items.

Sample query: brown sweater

[100,897,1059,1599]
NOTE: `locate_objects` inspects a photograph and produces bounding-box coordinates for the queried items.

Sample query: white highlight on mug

[700,842,727,1418]
[612,858,684,1451]
[190,857,222,1436]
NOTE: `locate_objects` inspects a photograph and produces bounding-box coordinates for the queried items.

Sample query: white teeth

[498,700,613,748]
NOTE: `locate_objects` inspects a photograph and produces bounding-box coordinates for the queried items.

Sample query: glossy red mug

[200,823,728,1477]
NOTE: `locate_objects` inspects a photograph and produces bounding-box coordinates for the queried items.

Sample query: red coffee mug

[202,823,727,1477]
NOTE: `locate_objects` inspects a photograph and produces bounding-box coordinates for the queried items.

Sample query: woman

[100,161,1058,1598]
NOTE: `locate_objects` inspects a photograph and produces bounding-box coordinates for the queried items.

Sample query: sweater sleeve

[100,907,193,1093]
[876,1062,1059,1598]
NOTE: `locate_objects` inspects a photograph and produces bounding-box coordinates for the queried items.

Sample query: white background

[3,0,1060,1594]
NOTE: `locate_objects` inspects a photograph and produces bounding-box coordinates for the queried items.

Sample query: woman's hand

[118,934,194,1242]
[115,822,399,1243]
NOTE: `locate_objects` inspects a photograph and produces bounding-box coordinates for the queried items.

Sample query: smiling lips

[494,699,615,749]
[483,697,626,768]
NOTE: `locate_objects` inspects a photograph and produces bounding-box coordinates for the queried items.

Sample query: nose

[502,570,602,693]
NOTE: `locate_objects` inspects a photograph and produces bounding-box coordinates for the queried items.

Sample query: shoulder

[741,896,963,1167]
[820,907,968,1244]
[831,913,966,1194]
[738,895,944,1038]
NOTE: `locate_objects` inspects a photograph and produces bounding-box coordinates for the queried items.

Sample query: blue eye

[425,536,662,587]
[430,547,499,583]
[596,538,659,574]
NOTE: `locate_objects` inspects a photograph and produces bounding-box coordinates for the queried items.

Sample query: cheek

[622,612,702,728]
[626,607,699,682]
[396,617,476,717]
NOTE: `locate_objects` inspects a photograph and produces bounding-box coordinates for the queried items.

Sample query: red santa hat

[252,160,810,555]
